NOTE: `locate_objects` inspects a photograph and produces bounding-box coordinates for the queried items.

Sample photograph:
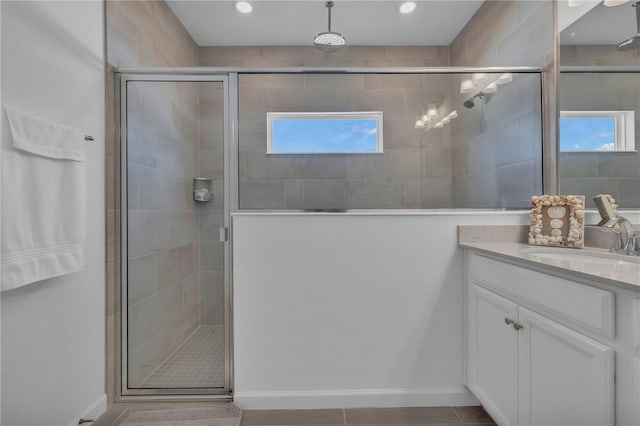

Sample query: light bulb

[484,82,498,94]
[434,122,444,129]
[448,110,458,119]
[427,104,438,119]
[472,73,488,84]
[496,73,512,85]
[441,117,450,125]
[422,113,429,122]
[460,79,474,94]
[399,1,417,14]
[415,119,425,129]
[235,1,253,13]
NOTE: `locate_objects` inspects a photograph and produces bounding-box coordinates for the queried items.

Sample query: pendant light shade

[313,2,346,52]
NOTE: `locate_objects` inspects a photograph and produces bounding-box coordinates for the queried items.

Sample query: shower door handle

[219,227,228,242]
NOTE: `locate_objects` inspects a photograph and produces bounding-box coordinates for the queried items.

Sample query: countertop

[459,241,640,292]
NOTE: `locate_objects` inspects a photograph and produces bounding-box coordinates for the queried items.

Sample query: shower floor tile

[140,325,225,388]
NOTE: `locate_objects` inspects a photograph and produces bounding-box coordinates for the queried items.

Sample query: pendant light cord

[327,1,333,32]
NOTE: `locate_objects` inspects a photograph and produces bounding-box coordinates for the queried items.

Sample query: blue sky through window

[271,118,379,153]
[560,117,615,151]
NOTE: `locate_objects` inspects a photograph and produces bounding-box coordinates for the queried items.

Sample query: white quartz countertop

[460,241,640,292]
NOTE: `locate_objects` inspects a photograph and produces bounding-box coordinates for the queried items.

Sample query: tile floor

[95,405,496,426]
[239,406,496,425]
[140,325,225,388]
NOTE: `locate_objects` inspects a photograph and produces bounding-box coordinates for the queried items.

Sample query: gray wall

[199,46,449,68]
[125,81,202,387]
[449,0,555,207]
[449,73,543,208]
[106,0,200,395]
[198,83,226,325]
[200,46,453,210]
[561,44,640,67]
[236,73,453,210]
[559,45,640,208]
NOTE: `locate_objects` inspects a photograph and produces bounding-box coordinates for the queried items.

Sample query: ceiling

[165,1,485,47]
[561,1,638,45]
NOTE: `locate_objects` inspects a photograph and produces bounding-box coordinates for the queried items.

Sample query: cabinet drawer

[468,253,615,338]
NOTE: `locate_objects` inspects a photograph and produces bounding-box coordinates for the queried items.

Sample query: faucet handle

[609,229,626,254]
[624,231,640,256]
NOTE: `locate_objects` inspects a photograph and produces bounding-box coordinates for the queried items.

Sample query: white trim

[234,387,478,410]
[230,209,640,218]
[560,110,636,152]
[67,394,107,426]
[266,111,383,154]
[232,210,533,217]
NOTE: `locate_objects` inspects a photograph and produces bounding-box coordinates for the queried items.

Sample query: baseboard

[67,394,107,426]
[234,387,479,409]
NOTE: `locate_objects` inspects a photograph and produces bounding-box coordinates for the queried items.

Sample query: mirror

[558,0,640,209]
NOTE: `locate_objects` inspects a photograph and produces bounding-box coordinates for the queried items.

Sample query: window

[267,112,383,154]
[560,110,635,152]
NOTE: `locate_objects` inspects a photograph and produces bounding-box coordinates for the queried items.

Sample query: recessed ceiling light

[399,1,417,14]
[235,1,253,14]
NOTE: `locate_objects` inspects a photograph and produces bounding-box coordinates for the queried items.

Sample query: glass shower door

[121,76,229,394]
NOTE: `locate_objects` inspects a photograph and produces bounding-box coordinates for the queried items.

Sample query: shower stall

[118,74,231,395]
[114,67,544,398]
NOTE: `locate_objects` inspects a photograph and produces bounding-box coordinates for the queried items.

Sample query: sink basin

[524,250,640,266]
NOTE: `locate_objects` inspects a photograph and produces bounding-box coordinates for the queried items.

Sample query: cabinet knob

[513,322,524,331]
[505,317,514,325]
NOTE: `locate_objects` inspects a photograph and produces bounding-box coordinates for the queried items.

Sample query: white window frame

[266,111,384,154]
[560,110,636,152]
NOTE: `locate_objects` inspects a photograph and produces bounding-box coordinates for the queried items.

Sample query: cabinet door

[517,307,614,426]
[468,284,519,426]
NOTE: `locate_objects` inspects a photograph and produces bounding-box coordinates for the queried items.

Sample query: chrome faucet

[598,216,639,255]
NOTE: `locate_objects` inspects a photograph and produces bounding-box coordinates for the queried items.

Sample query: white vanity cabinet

[516,307,613,426]
[468,284,519,425]
[466,252,616,426]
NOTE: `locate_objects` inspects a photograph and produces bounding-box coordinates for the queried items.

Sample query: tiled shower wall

[106,0,199,400]
[201,47,452,209]
[559,45,640,208]
[449,0,555,207]
[236,73,453,209]
[448,74,543,209]
[125,81,202,387]
[199,3,556,211]
[198,83,226,325]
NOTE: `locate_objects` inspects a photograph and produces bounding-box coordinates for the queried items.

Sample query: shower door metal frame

[118,73,233,398]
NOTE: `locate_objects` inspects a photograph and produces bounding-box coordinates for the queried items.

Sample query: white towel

[1,107,87,291]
